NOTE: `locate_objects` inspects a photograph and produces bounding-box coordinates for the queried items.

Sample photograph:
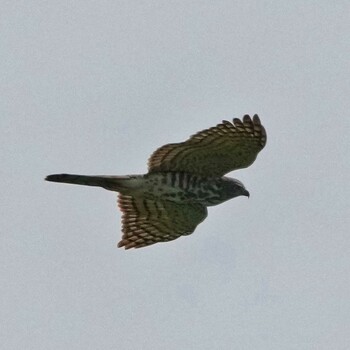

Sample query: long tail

[45,173,129,192]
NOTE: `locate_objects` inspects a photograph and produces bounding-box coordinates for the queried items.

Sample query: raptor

[46,114,266,249]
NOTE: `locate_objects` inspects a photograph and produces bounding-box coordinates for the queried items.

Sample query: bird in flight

[46,114,266,249]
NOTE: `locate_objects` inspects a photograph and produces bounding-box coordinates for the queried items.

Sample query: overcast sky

[1,1,349,349]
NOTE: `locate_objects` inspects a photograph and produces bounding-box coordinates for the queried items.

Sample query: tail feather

[45,173,127,191]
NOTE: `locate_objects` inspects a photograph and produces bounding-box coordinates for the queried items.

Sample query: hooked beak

[244,189,250,198]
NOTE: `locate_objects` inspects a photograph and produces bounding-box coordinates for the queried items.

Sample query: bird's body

[47,172,248,207]
[46,114,266,249]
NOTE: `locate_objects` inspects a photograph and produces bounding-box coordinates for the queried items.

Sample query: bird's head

[221,177,250,199]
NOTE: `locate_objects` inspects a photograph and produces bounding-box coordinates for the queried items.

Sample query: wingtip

[117,239,134,250]
[252,114,261,124]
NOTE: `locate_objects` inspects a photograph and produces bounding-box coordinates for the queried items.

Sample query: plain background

[1,1,349,349]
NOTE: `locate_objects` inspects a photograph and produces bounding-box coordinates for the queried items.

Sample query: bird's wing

[117,194,208,249]
[148,114,266,177]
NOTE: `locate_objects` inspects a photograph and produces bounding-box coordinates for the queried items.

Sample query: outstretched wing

[148,114,266,177]
[117,195,208,249]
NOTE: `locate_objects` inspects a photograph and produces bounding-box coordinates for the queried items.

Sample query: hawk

[46,114,266,249]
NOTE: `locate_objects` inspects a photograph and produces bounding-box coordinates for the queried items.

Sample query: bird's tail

[45,173,131,192]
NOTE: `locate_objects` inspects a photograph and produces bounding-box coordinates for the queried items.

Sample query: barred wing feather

[148,114,266,177]
[117,195,208,249]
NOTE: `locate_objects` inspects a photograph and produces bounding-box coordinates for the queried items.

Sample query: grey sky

[1,1,349,349]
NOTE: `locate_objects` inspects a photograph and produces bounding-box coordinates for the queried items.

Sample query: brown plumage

[148,114,266,176]
[46,114,266,249]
